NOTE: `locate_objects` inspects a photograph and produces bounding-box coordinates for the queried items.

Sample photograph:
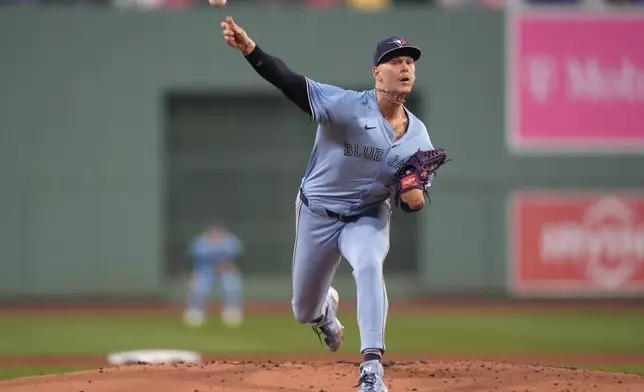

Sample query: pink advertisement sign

[507,12,644,153]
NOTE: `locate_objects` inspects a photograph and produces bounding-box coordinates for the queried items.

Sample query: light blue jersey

[188,230,243,268]
[301,78,434,216]
[184,227,244,324]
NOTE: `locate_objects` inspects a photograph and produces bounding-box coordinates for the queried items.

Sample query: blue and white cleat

[355,360,388,392]
[311,286,344,352]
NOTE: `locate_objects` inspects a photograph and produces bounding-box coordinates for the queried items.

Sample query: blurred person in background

[605,0,644,4]
[183,224,244,329]
[110,0,196,10]
[345,0,390,12]
[438,0,505,9]
[522,0,579,4]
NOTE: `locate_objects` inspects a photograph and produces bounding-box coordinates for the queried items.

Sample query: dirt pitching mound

[1,360,643,392]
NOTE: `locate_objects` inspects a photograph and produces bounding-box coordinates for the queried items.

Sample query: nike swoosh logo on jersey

[364,124,376,130]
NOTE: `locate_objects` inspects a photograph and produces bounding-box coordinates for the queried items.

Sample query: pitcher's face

[373,55,416,95]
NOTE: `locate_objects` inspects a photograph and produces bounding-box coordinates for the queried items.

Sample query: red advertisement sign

[510,192,644,296]
[507,12,644,153]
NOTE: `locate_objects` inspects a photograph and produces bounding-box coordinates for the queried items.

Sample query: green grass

[0,311,642,356]
[0,309,643,380]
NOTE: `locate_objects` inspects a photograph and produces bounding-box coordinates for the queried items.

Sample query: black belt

[299,191,360,223]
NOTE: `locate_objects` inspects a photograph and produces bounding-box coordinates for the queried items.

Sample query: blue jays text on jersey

[300,78,435,216]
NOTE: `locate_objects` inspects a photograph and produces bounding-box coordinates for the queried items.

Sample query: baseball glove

[393,148,450,210]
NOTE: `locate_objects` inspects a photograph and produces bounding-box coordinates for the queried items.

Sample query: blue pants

[290,194,391,353]
[186,260,243,313]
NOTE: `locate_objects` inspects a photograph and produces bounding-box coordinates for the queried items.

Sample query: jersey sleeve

[189,238,215,261]
[306,78,354,124]
[225,234,244,259]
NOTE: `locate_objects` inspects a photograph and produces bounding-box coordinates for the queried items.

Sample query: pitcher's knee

[353,260,384,282]
[291,299,322,324]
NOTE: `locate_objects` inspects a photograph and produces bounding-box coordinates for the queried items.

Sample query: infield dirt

[2,358,644,392]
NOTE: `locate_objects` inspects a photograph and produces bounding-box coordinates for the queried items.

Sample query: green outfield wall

[1,8,642,300]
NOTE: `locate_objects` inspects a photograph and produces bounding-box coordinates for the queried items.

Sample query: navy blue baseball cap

[373,36,422,66]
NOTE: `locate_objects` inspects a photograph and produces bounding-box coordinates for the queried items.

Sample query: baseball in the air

[209,0,226,6]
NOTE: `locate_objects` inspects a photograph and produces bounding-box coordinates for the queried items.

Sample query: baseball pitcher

[221,16,449,392]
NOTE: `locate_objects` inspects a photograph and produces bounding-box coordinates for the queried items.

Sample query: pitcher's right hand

[221,16,256,56]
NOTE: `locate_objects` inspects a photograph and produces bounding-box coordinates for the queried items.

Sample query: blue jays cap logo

[388,38,408,47]
[373,36,422,66]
